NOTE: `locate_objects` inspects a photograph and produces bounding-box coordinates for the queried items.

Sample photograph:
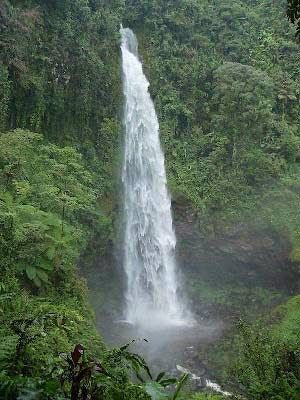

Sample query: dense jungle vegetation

[1,0,300,399]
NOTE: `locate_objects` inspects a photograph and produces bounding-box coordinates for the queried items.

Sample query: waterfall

[120,27,187,329]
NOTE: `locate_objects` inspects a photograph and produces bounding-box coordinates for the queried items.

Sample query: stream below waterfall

[97,311,227,392]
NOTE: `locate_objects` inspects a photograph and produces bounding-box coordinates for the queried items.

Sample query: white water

[176,365,231,397]
[120,27,188,329]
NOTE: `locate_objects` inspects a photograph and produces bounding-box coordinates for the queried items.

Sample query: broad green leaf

[33,276,42,287]
[26,265,37,280]
[36,269,49,282]
[145,382,168,400]
[172,374,189,400]
[45,246,56,260]
[39,259,53,271]
[156,372,166,382]
[158,378,177,387]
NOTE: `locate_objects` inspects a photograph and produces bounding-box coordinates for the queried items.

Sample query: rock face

[84,195,299,336]
[173,199,298,293]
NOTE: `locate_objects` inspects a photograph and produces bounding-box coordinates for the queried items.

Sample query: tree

[287,0,300,36]
[212,62,275,168]
[232,321,300,400]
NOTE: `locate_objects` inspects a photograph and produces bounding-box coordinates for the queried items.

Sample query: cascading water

[120,27,188,329]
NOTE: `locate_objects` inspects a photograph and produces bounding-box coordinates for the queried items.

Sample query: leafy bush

[0,338,189,400]
[231,320,300,399]
[0,129,102,287]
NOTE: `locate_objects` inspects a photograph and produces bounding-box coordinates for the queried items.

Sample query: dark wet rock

[172,198,298,292]
[195,379,206,389]
[197,367,207,377]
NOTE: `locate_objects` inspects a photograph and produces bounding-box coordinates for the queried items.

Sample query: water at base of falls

[120,27,192,330]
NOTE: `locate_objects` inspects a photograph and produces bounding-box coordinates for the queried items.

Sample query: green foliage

[2,0,299,226]
[190,395,225,400]
[213,62,275,141]
[0,65,11,131]
[287,0,300,36]
[0,128,113,398]
[123,0,300,233]
[0,130,95,220]
[0,283,105,399]
[1,1,300,399]
[0,130,99,288]
[0,0,123,393]
[0,126,187,399]
[0,336,189,400]
[189,281,282,316]
[197,296,300,399]
[57,342,188,400]
[0,0,122,143]
[272,295,300,348]
[144,373,188,400]
[231,319,300,399]
[0,0,122,217]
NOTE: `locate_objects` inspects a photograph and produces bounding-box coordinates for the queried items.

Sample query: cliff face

[174,199,297,293]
